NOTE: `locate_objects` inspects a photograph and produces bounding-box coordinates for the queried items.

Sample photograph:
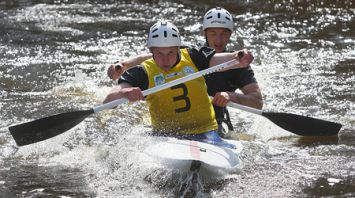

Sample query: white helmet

[147,21,181,47]
[203,7,234,32]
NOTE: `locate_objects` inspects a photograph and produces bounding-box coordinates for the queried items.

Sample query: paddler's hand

[235,49,254,68]
[212,92,232,107]
[107,62,126,80]
[121,87,144,102]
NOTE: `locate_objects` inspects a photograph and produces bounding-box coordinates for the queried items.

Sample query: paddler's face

[204,28,231,53]
[151,47,179,71]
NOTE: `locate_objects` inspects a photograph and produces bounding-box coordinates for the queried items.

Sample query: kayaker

[103,21,253,143]
[200,7,263,137]
[107,8,263,138]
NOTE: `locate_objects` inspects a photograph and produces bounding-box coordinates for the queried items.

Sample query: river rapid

[0,0,354,197]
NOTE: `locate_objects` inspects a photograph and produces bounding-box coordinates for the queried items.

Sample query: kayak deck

[144,136,242,177]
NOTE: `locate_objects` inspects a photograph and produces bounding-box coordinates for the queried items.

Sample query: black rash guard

[202,42,257,130]
[205,66,256,127]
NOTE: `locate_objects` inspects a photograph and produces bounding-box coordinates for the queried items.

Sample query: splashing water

[177,171,205,198]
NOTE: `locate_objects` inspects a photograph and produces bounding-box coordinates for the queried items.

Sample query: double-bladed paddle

[226,102,342,136]
[9,59,239,146]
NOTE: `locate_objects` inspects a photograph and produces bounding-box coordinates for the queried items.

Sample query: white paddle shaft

[93,59,239,113]
[209,96,262,115]
[226,102,262,115]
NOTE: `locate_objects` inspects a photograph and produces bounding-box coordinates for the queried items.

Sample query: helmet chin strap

[204,33,210,47]
[172,49,181,68]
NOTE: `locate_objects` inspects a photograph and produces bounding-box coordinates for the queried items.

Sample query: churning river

[0,0,354,197]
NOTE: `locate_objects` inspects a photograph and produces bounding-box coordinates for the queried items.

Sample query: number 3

[171,84,191,113]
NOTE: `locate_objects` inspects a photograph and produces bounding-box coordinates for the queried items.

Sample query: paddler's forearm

[229,91,263,110]
[108,53,152,81]
[120,53,152,70]
[209,51,240,71]
[209,49,253,70]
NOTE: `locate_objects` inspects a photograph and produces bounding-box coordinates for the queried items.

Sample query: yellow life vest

[143,48,218,134]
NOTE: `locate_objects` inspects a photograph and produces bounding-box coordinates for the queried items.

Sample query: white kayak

[144,132,243,178]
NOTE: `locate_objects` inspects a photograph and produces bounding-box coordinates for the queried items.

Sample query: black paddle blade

[262,112,342,136]
[9,109,94,146]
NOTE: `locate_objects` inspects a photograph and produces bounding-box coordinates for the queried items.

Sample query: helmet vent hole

[152,35,158,38]
[218,13,221,18]
[164,30,167,37]
[152,28,158,33]
[172,34,178,37]
[206,16,212,19]
[225,17,231,21]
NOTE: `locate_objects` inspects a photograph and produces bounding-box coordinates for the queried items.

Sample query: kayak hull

[144,136,242,178]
